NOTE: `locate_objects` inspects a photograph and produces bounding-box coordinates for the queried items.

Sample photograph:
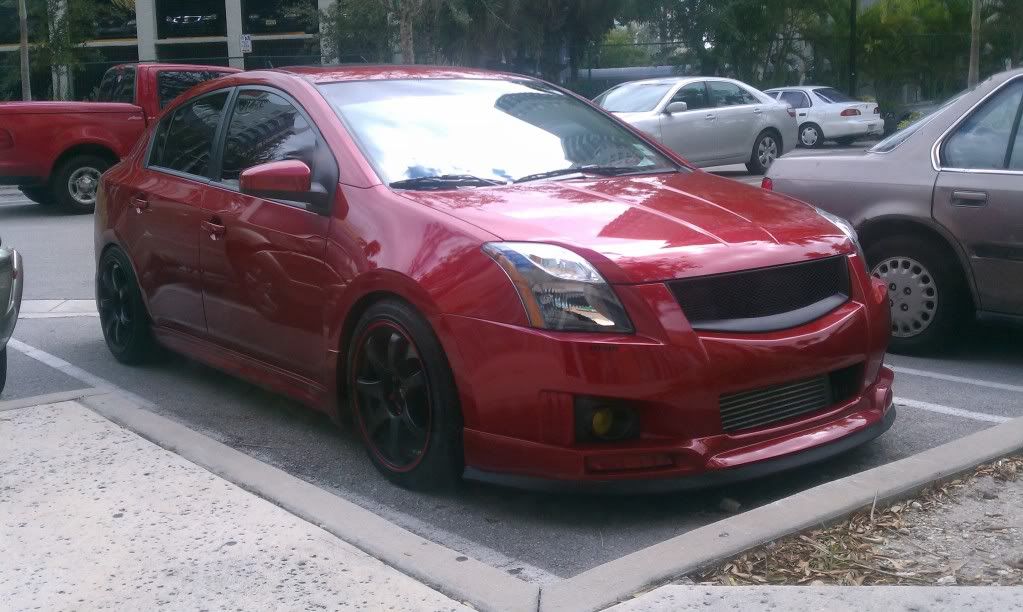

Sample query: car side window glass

[157,71,222,109]
[780,91,809,109]
[219,89,319,187]
[96,70,118,102]
[943,80,1023,170]
[671,83,708,111]
[150,91,229,177]
[112,68,136,104]
[1009,113,1023,171]
[708,82,748,108]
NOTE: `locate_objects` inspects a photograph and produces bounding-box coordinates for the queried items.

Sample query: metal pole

[17,0,31,101]
[848,0,857,95]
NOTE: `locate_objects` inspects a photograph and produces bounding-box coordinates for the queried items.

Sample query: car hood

[397,171,851,284]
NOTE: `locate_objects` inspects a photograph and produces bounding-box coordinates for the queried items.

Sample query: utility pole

[968,0,980,87]
[17,0,31,101]
[848,0,857,96]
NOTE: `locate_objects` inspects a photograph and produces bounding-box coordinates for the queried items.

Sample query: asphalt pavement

[2,147,1021,584]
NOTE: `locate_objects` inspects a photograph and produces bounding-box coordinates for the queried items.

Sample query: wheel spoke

[355,376,387,401]
[365,335,389,374]
[384,416,405,462]
[386,331,407,372]
[399,369,425,395]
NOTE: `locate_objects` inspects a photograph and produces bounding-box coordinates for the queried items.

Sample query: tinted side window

[708,82,749,107]
[220,89,319,185]
[158,71,225,108]
[780,91,809,109]
[671,82,708,111]
[112,68,136,104]
[150,91,229,177]
[943,80,1023,170]
[96,69,118,102]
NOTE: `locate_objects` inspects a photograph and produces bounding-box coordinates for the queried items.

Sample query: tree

[968,0,979,86]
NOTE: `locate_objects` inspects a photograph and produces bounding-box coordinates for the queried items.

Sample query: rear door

[779,90,812,125]
[933,77,1023,315]
[706,81,759,162]
[199,87,337,381]
[124,89,231,335]
[658,81,717,164]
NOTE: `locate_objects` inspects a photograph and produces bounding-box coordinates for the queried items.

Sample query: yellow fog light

[592,407,614,437]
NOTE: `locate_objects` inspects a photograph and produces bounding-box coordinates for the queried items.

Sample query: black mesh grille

[668,256,850,331]
[718,365,861,433]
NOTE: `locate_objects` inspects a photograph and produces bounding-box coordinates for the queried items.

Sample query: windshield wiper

[389,174,508,190]
[513,165,657,184]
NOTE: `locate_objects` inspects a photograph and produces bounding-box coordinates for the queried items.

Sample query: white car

[764,86,884,148]
[595,77,797,174]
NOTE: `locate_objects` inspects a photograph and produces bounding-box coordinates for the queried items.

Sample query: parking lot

[3,152,1021,584]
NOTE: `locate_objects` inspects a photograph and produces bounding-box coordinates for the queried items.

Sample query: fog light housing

[575,399,639,443]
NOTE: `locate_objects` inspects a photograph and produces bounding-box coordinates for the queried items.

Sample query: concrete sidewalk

[0,400,469,611]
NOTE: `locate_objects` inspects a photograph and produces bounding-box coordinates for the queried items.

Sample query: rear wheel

[866,235,970,354]
[97,248,157,364]
[53,154,111,214]
[745,130,780,175]
[348,300,463,490]
[799,123,823,148]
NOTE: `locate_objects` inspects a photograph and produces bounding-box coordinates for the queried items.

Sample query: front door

[659,81,717,164]
[199,87,339,380]
[124,89,230,335]
[933,77,1023,316]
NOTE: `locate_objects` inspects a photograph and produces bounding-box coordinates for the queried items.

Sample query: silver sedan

[766,68,1023,354]
[595,77,797,173]
[0,237,23,395]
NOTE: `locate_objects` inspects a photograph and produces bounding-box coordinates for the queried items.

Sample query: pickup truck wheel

[19,186,54,206]
[54,155,110,214]
[0,346,6,395]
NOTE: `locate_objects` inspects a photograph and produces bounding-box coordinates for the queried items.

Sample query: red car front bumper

[442,254,893,490]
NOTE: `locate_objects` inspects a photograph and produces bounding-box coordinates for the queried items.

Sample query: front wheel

[866,236,970,354]
[53,154,111,214]
[745,130,780,175]
[348,300,463,490]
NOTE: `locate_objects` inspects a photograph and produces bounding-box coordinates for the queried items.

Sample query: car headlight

[483,242,633,333]
[813,206,865,260]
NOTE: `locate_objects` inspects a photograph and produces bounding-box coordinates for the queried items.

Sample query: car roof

[272,64,526,84]
[765,86,828,92]
[113,63,241,73]
[613,76,746,87]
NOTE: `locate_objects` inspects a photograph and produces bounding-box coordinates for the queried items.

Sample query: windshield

[869,91,967,153]
[594,82,674,113]
[318,78,678,187]
[813,87,857,103]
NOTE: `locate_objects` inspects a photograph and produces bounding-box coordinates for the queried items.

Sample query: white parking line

[895,397,1012,424]
[890,365,1023,394]
[6,338,154,408]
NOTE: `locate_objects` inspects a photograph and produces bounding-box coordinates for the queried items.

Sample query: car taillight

[841,108,861,117]
[0,129,13,149]
[761,177,773,190]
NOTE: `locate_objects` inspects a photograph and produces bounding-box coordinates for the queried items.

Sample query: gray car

[0,237,24,394]
[595,77,797,174]
[766,68,1023,354]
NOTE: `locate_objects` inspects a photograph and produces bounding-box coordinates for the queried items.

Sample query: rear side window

[149,91,229,177]
[813,88,856,103]
[219,89,320,186]
[780,91,810,109]
[157,71,227,109]
[943,80,1023,170]
[708,81,755,107]
[96,67,136,103]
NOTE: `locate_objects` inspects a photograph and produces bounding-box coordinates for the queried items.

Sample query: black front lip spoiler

[463,407,897,495]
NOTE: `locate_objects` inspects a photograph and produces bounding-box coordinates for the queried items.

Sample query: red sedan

[94,66,895,491]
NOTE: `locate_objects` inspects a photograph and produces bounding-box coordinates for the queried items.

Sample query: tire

[835,136,857,146]
[798,123,823,148]
[347,299,463,490]
[52,154,111,214]
[19,186,54,206]
[97,247,157,364]
[0,346,6,396]
[865,235,971,355]
[745,130,781,175]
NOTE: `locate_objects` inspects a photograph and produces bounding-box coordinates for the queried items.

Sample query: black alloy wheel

[97,248,156,364]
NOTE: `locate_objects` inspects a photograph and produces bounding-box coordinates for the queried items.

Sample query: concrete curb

[81,393,539,612]
[539,415,1023,612]
[0,388,106,412]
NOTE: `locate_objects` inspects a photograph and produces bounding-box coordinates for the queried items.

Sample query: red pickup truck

[0,63,238,213]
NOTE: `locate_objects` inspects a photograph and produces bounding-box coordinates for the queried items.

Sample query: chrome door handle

[201,219,227,239]
[951,190,988,206]
[704,113,716,120]
[753,107,762,114]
